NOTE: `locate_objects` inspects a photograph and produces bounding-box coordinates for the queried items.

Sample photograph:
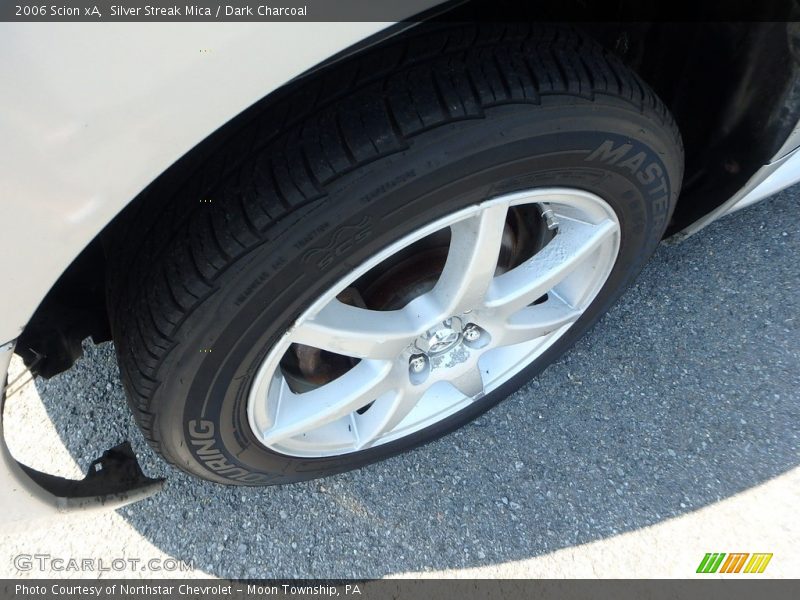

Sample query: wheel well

[17,9,800,377]
[586,20,800,234]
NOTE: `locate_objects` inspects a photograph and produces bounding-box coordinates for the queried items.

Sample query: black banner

[1,0,798,23]
[2,580,800,600]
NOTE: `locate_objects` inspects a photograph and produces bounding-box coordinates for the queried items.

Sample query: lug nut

[409,354,427,373]
[463,325,481,342]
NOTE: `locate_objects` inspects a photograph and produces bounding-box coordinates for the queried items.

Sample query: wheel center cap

[428,328,461,354]
[417,317,464,356]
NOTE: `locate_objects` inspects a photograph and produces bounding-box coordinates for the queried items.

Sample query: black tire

[107,25,683,485]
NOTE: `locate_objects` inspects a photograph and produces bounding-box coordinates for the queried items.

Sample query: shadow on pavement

[30,190,800,578]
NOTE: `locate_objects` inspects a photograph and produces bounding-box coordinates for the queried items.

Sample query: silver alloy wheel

[247,188,621,457]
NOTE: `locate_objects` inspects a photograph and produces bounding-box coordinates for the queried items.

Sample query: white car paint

[728,146,800,212]
[0,22,403,344]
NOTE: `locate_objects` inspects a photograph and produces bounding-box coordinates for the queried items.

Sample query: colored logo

[696,553,773,574]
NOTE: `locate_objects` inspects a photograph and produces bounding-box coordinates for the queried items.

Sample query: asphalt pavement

[1,187,798,579]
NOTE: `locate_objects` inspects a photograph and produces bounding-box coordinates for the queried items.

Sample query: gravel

[2,187,799,578]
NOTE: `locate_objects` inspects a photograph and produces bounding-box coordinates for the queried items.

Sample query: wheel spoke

[494,292,582,347]
[259,359,395,444]
[291,299,418,360]
[352,385,426,450]
[431,202,509,315]
[449,365,485,398]
[485,216,618,316]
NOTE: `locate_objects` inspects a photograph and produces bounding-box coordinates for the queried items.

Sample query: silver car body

[2,22,799,530]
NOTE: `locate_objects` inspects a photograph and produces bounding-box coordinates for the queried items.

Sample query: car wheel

[107,26,683,484]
